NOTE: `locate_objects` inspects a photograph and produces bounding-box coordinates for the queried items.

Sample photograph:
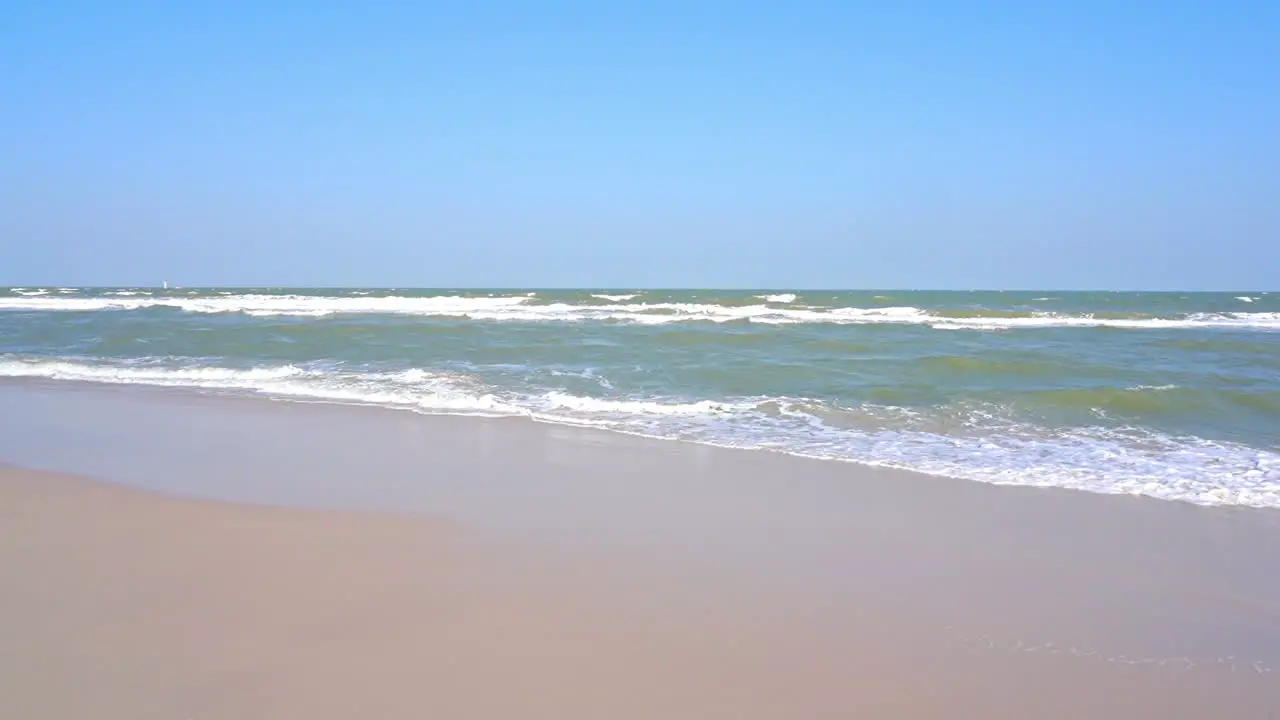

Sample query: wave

[2,356,1277,508]
[1237,296,1256,303]
[1,293,1278,330]
[590,293,638,302]
[757,293,797,303]
[0,359,514,414]
[3,294,1280,331]
[540,391,750,416]
[0,294,532,318]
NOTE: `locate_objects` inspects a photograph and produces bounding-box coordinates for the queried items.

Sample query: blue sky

[2,1,1277,289]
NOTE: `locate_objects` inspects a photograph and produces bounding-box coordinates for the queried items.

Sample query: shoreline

[3,380,1279,716]
[2,362,1275,509]
[5,376,1280,517]
[3,376,1276,511]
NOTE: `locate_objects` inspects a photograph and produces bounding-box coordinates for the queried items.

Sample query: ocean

[2,287,1277,507]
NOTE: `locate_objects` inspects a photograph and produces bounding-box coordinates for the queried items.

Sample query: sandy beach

[7,0,1275,712]
[2,382,1279,718]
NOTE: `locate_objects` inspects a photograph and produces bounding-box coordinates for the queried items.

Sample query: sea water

[2,287,1276,507]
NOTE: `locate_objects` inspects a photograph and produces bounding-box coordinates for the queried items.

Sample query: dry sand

[3,463,1277,719]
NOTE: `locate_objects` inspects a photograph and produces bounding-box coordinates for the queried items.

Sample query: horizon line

[2,285,1276,294]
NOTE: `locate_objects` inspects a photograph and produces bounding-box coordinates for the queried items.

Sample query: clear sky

[2,1,1277,289]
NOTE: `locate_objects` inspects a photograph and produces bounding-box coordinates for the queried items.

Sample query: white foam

[1237,296,1256,303]
[591,294,638,302]
[757,293,797,303]
[538,392,749,416]
[0,359,515,415]
[0,360,309,384]
[603,402,1280,509]
[0,294,533,317]
[3,357,1277,508]
[2,294,1280,330]
[12,289,49,296]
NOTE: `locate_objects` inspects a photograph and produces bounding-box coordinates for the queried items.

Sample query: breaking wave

[2,293,1279,330]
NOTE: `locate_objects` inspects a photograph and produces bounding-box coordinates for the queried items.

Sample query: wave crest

[2,294,1278,330]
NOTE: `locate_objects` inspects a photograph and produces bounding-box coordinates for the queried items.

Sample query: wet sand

[2,381,1280,717]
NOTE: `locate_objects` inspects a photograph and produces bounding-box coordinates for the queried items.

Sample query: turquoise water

[2,287,1277,506]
